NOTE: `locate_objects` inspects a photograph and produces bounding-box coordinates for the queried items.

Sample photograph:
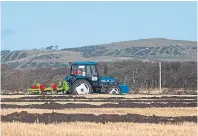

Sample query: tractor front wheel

[106,85,121,95]
[72,79,92,95]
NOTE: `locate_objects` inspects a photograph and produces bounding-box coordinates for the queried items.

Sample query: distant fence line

[97,61,197,91]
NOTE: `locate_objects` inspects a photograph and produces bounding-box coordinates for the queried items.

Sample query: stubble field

[1,94,197,136]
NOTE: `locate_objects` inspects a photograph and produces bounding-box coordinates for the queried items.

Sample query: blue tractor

[65,62,129,95]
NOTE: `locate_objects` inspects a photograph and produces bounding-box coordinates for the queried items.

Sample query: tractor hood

[100,77,117,83]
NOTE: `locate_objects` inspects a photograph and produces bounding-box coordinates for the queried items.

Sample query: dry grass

[0,95,26,99]
[1,94,196,99]
[0,101,118,105]
[1,107,197,117]
[1,122,197,136]
[1,102,46,105]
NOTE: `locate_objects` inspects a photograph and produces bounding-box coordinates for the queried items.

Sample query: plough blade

[28,89,42,95]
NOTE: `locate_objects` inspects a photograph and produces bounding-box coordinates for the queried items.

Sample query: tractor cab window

[86,65,98,76]
[91,65,97,76]
[71,65,77,75]
[71,65,86,76]
[86,65,91,76]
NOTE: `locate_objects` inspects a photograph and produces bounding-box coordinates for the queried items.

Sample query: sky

[1,1,197,51]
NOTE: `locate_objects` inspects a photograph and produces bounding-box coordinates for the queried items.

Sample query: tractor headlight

[92,77,98,81]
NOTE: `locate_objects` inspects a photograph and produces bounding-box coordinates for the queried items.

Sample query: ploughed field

[1,94,197,136]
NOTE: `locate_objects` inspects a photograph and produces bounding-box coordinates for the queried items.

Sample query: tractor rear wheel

[72,79,93,95]
[106,85,121,95]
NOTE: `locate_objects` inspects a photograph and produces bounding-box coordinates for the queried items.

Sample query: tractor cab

[65,62,100,95]
[69,62,99,79]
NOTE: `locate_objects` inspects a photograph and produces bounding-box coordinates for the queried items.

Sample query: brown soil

[1,96,196,109]
[1,95,196,103]
[1,111,196,124]
[1,101,196,109]
[1,95,196,125]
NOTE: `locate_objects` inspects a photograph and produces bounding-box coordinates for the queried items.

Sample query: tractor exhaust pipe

[104,62,108,77]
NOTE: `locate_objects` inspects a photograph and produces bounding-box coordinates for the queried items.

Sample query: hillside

[1,38,197,69]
